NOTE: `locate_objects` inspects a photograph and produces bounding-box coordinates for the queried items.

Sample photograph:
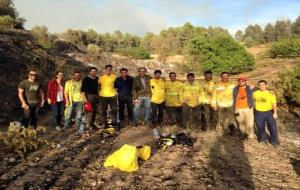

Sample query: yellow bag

[104,144,139,172]
[137,145,151,161]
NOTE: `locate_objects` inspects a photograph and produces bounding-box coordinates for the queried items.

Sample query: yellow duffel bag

[104,144,139,172]
[137,145,151,161]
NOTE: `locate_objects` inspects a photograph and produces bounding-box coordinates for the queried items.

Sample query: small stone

[9,157,16,163]
[91,181,97,187]
[34,157,40,162]
[64,157,72,162]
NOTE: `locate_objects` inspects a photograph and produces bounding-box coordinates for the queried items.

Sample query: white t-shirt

[57,85,64,102]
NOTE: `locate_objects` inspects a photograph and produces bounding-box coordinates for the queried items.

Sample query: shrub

[270,38,300,58]
[186,34,255,74]
[0,122,49,156]
[122,47,150,59]
[0,15,14,28]
[86,44,102,54]
[272,64,300,104]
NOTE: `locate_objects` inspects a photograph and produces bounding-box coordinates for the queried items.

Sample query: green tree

[0,0,25,29]
[274,20,292,40]
[85,29,98,45]
[0,0,17,18]
[235,30,243,41]
[292,16,300,36]
[264,23,275,43]
[31,25,57,48]
[186,35,254,74]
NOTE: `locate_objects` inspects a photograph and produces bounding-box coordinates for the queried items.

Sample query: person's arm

[211,86,218,111]
[272,93,278,119]
[40,88,45,107]
[81,78,88,103]
[132,78,140,103]
[47,81,52,105]
[18,88,29,109]
[64,81,70,106]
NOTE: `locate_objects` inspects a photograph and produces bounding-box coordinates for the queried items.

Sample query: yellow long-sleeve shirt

[212,81,235,108]
[200,80,216,105]
[150,78,165,104]
[165,80,183,107]
[179,81,203,107]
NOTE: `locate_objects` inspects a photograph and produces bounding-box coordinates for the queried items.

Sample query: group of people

[18,65,280,146]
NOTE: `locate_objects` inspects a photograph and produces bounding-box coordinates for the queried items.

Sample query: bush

[272,65,300,104]
[86,44,102,54]
[270,38,300,58]
[0,122,49,156]
[122,47,150,59]
[0,15,14,28]
[186,34,255,74]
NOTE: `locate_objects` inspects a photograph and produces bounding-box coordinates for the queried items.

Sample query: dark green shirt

[18,80,42,105]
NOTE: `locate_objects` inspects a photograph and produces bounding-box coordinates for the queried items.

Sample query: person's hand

[213,106,218,111]
[133,99,141,104]
[47,99,51,105]
[40,100,45,107]
[22,103,29,109]
[273,112,278,119]
[65,100,70,106]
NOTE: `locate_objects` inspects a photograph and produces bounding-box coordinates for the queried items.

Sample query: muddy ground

[0,109,299,190]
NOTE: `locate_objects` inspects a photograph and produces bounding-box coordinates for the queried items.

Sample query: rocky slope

[0,28,87,123]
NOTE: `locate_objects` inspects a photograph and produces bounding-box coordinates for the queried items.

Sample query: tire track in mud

[0,129,119,190]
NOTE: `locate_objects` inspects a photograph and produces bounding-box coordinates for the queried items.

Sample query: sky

[14,0,300,36]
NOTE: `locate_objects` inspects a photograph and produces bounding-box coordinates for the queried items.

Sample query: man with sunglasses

[18,68,45,128]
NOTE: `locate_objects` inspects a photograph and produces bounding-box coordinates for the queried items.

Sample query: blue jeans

[255,110,280,145]
[64,101,84,131]
[51,101,65,127]
[133,96,151,124]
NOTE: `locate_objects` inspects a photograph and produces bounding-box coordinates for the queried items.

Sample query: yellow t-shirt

[98,74,116,97]
[64,80,82,102]
[253,90,276,112]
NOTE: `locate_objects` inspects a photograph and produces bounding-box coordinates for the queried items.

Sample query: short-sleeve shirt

[98,74,116,97]
[236,87,249,109]
[253,90,276,112]
[18,80,42,105]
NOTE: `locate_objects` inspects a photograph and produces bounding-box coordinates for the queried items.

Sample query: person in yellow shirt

[64,71,84,133]
[212,72,236,134]
[150,70,165,126]
[179,73,203,129]
[165,72,182,126]
[200,71,217,130]
[253,80,279,146]
[98,64,117,127]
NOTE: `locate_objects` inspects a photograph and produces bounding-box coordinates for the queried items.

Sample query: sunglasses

[29,73,38,76]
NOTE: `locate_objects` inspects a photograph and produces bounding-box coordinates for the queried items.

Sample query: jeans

[85,94,99,125]
[181,104,201,128]
[64,101,83,131]
[166,106,182,125]
[100,96,117,124]
[255,110,280,145]
[118,95,133,122]
[200,104,218,130]
[51,101,65,127]
[151,102,165,125]
[21,105,39,128]
[133,96,151,124]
